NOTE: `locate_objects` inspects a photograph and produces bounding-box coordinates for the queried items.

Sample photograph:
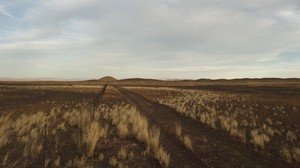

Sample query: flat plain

[0,78,299,168]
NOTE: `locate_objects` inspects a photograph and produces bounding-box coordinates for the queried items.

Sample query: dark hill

[98,76,117,82]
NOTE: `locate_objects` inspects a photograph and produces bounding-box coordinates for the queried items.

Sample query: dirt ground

[0,80,299,168]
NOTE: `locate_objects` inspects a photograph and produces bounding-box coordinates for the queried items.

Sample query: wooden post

[78,108,83,153]
[43,124,47,168]
[93,97,96,121]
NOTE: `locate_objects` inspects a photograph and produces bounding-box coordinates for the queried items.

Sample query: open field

[0,79,299,167]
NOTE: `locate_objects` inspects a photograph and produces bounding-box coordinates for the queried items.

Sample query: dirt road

[116,86,289,168]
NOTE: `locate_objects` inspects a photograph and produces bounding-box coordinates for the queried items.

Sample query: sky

[0,0,300,80]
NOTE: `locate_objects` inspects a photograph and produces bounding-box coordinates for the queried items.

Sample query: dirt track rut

[115,86,288,168]
[116,86,206,168]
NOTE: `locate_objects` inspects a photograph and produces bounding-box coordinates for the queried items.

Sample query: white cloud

[0,5,16,19]
[0,0,300,79]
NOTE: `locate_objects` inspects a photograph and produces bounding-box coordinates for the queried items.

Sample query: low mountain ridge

[98,76,117,82]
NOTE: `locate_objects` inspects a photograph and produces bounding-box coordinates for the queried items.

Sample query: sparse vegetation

[102,102,170,167]
[1,153,8,167]
[175,123,182,137]
[155,146,170,168]
[109,156,118,167]
[84,121,103,157]
[99,153,104,161]
[118,146,127,159]
[128,86,300,165]
[183,135,193,151]
[250,129,270,149]
[1,80,299,167]
[0,101,165,167]
[174,123,193,151]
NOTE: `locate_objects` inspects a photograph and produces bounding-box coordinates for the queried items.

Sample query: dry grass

[129,151,134,159]
[250,129,270,149]
[102,103,170,167]
[218,116,246,142]
[116,121,129,139]
[45,158,50,168]
[109,104,149,143]
[286,130,297,142]
[136,87,300,164]
[84,121,102,157]
[109,156,118,167]
[280,145,300,163]
[0,112,47,165]
[155,147,170,168]
[63,107,109,157]
[293,147,300,162]
[54,157,60,167]
[98,154,104,162]
[1,153,8,167]
[175,123,182,137]
[149,126,160,150]
[65,156,88,167]
[0,103,112,166]
[0,115,12,148]
[74,156,87,167]
[174,123,194,152]
[118,146,127,159]
[0,100,171,167]
[183,135,193,151]
[23,128,43,158]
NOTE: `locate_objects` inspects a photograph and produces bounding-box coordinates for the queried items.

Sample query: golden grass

[54,157,60,167]
[118,146,127,159]
[250,129,270,149]
[65,156,88,167]
[149,126,160,150]
[0,99,172,167]
[99,153,104,161]
[109,156,118,167]
[183,135,193,151]
[146,87,300,164]
[102,103,170,167]
[1,153,8,167]
[280,146,300,163]
[175,123,182,137]
[0,115,12,148]
[155,147,170,168]
[84,121,102,157]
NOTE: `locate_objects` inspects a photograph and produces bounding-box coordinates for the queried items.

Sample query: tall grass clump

[84,121,102,157]
[0,115,12,148]
[183,135,193,151]
[175,123,182,137]
[102,103,170,167]
[250,129,270,149]
[155,147,170,168]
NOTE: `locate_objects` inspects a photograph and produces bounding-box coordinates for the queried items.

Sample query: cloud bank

[1,0,300,79]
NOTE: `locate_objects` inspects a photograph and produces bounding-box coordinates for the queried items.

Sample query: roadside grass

[174,123,193,151]
[103,103,170,167]
[130,87,300,164]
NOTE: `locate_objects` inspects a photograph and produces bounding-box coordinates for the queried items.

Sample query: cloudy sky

[1,0,300,79]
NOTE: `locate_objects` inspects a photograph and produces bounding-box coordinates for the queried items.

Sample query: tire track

[115,86,206,168]
[95,84,108,105]
[115,86,288,168]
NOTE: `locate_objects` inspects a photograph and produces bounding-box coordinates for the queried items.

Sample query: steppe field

[0,77,299,168]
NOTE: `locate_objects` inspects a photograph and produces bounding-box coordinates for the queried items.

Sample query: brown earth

[0,79,299,167]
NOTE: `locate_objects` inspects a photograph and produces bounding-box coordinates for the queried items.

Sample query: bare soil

[0,79,299,168]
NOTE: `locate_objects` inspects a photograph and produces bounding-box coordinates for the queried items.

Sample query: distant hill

[119,78,162,82]
[98,76,117,82]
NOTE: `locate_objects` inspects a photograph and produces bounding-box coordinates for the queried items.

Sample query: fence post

[78,107,83,153]
[93,97,96,121]
[43,124,47,168]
